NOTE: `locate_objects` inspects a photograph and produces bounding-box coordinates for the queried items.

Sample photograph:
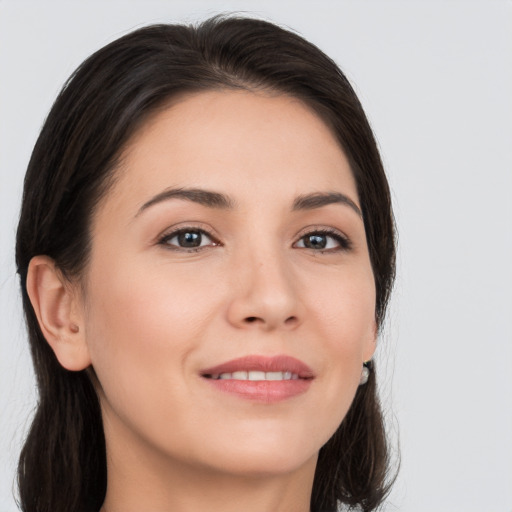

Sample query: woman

[16,15,396,512]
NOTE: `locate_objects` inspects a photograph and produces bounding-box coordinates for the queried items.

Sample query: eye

[159,228,218,251]
[294,229,351,252]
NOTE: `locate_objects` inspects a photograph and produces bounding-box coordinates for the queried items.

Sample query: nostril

[243,315,298,326]
[284,316,298,326]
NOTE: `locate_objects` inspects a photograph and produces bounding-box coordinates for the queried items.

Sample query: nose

[226,249,303,332]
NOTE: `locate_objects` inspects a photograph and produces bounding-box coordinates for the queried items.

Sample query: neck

[99,411,316,512]
[101,464,315,512]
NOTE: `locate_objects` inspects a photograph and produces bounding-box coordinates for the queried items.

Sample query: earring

[70,323,80,333]
[359,361,371,385]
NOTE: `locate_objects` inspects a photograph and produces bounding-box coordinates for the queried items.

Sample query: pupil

[305,234,326,249]
[178,231,201,247]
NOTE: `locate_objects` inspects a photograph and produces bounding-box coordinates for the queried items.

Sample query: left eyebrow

[292,192,362,218]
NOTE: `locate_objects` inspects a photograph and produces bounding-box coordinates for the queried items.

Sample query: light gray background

[1,1,511,511]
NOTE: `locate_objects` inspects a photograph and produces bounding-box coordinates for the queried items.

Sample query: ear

[26,255,91,371]
[362,319,378,363]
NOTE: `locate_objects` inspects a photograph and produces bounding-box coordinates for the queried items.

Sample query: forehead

[101,90,358,217]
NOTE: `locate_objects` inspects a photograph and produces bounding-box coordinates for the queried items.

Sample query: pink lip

[200,355,315,403]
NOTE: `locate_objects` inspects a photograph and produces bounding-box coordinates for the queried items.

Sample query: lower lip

[202,377,313,403]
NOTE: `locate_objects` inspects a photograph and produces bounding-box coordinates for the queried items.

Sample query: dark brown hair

[16,15,396,512]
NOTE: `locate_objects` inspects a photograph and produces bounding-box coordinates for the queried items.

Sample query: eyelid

[293,226,352,251]
[155,223,351,252]
[157,223,221,250]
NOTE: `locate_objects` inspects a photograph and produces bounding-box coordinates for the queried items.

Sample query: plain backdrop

[1,1,511,511]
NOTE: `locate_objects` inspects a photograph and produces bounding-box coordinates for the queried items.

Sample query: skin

[28,90,377,512]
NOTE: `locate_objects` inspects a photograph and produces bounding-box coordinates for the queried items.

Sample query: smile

[200,355,314,403]
[200,354,315,378]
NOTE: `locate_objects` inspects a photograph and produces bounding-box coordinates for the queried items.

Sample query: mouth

[200,354,315,380]
[203,371,302,381]
[200,355,314,402]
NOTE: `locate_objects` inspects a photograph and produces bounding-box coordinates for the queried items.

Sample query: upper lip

[200,354,315,379]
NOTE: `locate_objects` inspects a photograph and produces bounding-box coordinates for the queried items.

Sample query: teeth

[214,371,299,381]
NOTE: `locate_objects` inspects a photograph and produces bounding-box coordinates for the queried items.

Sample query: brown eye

[302,234,329,249]
[161,229,217,250]
[295,230,351,251]
[177,231,202,248]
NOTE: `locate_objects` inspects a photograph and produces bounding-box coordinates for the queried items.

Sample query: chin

[203,448,318,478]
[188,425,324,477]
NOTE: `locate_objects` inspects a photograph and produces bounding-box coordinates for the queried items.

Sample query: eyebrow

[137,187,235,216]
[292,192,362,218]
[136,187,362,218]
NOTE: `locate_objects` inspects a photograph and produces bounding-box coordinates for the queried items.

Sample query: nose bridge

[227,235,301,330]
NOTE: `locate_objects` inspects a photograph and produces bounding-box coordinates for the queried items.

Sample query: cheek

[306,265,376,353]
[302,266,376,417]
[82,257,214,416]
[87,254,212,342]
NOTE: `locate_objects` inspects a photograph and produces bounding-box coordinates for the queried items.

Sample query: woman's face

[81,90,376,477]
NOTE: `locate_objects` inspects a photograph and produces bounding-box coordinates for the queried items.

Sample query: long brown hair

[16,15,396,512]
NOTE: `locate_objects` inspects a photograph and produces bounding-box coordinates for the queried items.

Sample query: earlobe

[26,255,91,371]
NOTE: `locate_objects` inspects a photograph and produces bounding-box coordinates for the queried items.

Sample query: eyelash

[158,226,352,253]
[295,228,352,252]
[158,228,220,253]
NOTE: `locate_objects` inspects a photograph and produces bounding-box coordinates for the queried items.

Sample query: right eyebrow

[136,187,235,217]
